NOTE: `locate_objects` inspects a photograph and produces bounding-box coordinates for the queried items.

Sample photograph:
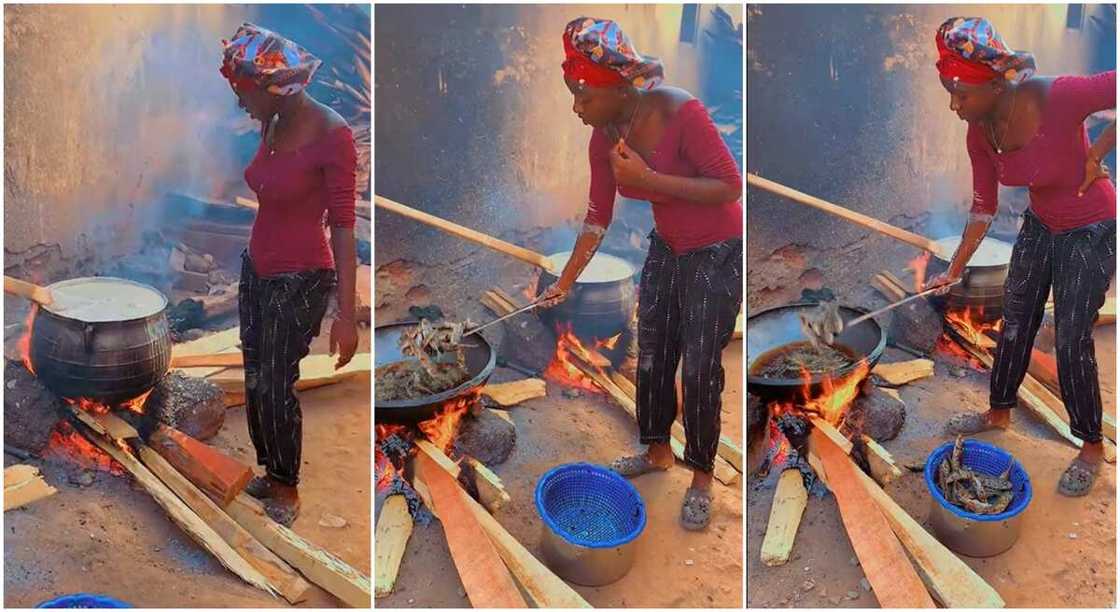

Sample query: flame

[120,389,153,414]
[768,419,791,467]
[45,421,124,475]
[909,252,932,292]
[65,397,111,416]
[375,447,398,494]
[18,306,38,375]
[543,324,620,392]
[417,394,475,455]
[935,334,984,370]
[771,360,870,427]
[943,306,1001,350]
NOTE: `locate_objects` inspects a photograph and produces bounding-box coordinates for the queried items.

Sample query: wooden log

[861,435,902,486]
[807,416,853,454]
[374,495,413,599]
[872,359,934,386]
[171,352,244,369]
[147,424,253,507]
[226,494,372,608]
[415,453,527,608]
[79,427,277,597]
[4,465,57,511]
[872,273,907,302]
[173,327,242,378]
[759,469,808,567]
[482,378,547,406]
[463,456,511,513]
[808,446,1005,608]
[136,445,311,603]
[809,428,936,608]
[413,442,591,608]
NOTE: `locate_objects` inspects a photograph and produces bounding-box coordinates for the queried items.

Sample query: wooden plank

[413,443,591,608]
[171,352,244,369]
[482,379,547,406]
[872,273,907,302]
[464,456,511,513]
[80,428,277,597]
[147,424,254,507]
[810,428,936,608]
[808,416,853,454]
[136,445,311,604]
[227,494,372,608]
[809,447,1005,608]
[173,327,242,378]
[861,435,902,486]
[415,453,527,608]
[1029,348,1117,442]
[872,359,935,386]
[208,353,371,394]
[1099,296,1115,326]
[374,495,413,599]
[759,469,808,567]
[733,310,744,340]
[4,465,57,511]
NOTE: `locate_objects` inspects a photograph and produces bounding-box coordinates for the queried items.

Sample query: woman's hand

[609,139,653,188]
[1078,154,1111,197]
[330,317,359,369]
[538,281,571,309]
[926,271,961,296]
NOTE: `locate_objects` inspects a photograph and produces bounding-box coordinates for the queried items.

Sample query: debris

[5,464,58,510]
[847,590,860,600]
[802,580,816,591]
[68,470,95,487]
[871,359,934,386]
[684,559,695,566]
[319,513,348,528]
[860,578,872,592]
[482,379,546,406]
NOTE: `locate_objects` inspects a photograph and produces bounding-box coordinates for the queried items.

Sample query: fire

[45,421,124,475]
[120,389,153,414]
[417,395,475,454]
[18,306,38,375]
[943,306,1001,350]
[543,323,621,392]
[771,360,870,426]
[65,397,111,416]
[768,419,791,468]
[375,447,398,494]
[909,252,932,292]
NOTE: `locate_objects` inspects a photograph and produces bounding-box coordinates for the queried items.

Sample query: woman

[928,17,1116,497]
[221,23,359,524]
[541,17,743,530]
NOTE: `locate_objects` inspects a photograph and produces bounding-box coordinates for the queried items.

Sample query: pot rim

[41,276,168,323]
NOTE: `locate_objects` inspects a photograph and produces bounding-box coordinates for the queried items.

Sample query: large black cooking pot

[29,277,172,405]
[536,251,636,340]
[746,303,886,402]
[374,322,496,423]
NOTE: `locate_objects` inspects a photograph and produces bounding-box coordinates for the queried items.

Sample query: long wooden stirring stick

[4,276,53,307]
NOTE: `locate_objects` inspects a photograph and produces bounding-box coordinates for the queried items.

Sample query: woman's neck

[987,82,1020,123]
[276,91,311,125]
[612,88,645,132]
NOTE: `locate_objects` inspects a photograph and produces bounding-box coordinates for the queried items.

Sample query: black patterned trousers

[239,252,336,485]
[990,212,1116,443]
[636,233,743,473]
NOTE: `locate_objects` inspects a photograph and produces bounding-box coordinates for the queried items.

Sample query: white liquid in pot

[44,278,167,322]
[546,251,634,283]
[934,236,1014,267]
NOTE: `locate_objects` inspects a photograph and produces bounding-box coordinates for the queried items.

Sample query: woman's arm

[1080,120,1116,196]
[324,127,359,368]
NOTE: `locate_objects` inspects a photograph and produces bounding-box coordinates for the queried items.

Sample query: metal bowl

[924,439,1032,558]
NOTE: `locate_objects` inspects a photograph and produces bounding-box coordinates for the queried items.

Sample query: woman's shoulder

[650,86,698,114]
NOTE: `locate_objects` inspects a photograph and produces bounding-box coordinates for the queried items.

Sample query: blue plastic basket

[36,594,131,608]
[534,463,646,548]
[924,439,1032,522]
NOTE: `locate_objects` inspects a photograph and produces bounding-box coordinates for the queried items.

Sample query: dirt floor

[3,320,371,608]
[378,340,745,608]
[746,285,1118,608]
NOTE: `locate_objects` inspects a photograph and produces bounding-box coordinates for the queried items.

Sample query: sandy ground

[378,340,745,608]
[3,322,371,608]
[746,323,1118,609]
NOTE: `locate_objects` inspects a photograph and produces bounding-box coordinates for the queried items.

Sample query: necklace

[615,91,645,145]
[988,87,1018,154]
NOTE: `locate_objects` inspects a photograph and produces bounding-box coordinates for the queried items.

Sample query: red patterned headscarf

[220,23,322,95]
[562,17,663,90]
[935,17,1036,85]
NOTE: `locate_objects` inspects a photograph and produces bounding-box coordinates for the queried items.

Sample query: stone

[684,559,695,566]
[318,513,348,528]
[858,386,906,442]
[829,596,843,605]
[887,298,943,355]
[847,590,859,600]
[4,360,65,455]
[802,580,815,591]
[453,407,516,467]
[145,372,226,441]
[69,470,95,487]
[860,578,871,592]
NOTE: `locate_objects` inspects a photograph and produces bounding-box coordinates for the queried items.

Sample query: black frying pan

[374,322,496,423]
[746,303,886,402]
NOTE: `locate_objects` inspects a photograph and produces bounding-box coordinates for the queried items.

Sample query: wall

[374,4,742,273]
[746,4,1113,266]
[4,4,370,282]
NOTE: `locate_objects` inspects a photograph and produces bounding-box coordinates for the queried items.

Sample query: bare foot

[261,482,300,526]
[646,441,675,469]
[1079,440,1105,465]
[690,468,713,492]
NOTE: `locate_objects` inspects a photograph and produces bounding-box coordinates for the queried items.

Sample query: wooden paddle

[374,195,559,274]
[746,173,950,258]
[4,276,53,307]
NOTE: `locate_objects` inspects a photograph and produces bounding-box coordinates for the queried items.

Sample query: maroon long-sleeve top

[586,99,743,254]
[968,71,1116,232]
[244,125,357,276]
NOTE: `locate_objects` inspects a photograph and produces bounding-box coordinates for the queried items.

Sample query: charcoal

[144,372,225,441]
[4,360,65,455]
